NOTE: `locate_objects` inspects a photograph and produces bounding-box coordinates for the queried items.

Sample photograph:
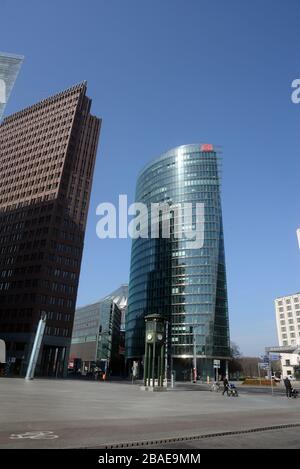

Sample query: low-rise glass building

[70,285,128,376]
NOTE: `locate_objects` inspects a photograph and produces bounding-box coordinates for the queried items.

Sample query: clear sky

[1,0,300,356]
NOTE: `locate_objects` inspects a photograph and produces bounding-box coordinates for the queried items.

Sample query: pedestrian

[131,361,138,383]
[284,376,293,398]
[222,376,229,396]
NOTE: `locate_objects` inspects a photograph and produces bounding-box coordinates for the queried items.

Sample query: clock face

[147,333,153,341]
[157,333,163,341]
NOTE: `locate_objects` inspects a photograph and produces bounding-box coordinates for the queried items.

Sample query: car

[271,375,281,382]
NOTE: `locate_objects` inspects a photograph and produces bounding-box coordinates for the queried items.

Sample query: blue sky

[1,0,300,355]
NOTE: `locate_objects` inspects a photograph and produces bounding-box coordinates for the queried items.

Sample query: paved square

[1,378,300,448]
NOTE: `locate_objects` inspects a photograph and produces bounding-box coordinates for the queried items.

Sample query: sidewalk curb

[93,422,300,449]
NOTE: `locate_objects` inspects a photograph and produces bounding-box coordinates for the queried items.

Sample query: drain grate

[95,423,300,449]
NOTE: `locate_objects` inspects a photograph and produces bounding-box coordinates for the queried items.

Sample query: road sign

[260,354,269,363]
[259,362,269,369]
[213,359,220,368]
[269,354,281,361]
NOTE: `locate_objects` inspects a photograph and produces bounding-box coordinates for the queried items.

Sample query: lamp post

[164,320,169,388]
[192,326,197,383]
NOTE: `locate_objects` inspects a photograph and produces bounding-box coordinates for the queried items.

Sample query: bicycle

[210,381,221,392]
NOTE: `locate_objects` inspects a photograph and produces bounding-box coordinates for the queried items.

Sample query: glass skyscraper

[0,52,24,120]
[126,144,230,380]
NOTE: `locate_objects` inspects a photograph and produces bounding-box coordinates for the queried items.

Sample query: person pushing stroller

[284,376,298,398]
[222,376,229,396]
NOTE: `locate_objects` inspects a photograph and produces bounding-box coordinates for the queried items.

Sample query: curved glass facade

[126,144,230,379]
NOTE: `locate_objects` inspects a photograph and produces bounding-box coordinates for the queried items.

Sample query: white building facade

[275,293,300,377]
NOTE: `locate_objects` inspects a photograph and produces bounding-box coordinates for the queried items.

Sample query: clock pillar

[143,314,166,389]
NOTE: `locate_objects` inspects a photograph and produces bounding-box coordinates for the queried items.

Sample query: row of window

[0,323,31,333]
[281,318,300,328]
[0,308,33,320]
[38,295,74,308]
[53,269,77,281]
[280,314,300,326]
[0,184,59,205]
[0,292,74,309]
[277,296,300,306]
[278,305,300,313]
[1,91,77,138]
[0,227,49,244]
[1,192,57,212]
[282,331,300,339]
[45,311,72,322]
[0,239,47,255]
[0,265,77,281]
[0,265,42,278]
[50,241,81,257]
[51,282,75,295]
[139,160,219,185]
[48,253,80,268]
[0,203,54,224]
[45,326,70,337]
[0,164,62,188]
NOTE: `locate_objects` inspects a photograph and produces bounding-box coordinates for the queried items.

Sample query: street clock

[147,333,153,342]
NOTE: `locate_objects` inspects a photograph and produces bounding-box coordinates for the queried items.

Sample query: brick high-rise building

[0,82,101,376]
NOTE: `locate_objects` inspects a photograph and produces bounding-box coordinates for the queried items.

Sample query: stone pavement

[0,378,299,449]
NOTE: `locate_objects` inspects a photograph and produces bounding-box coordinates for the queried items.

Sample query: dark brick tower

[0,82,101,376]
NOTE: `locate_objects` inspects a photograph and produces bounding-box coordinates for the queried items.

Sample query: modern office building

[126,144,230,380]
[70,284,128,375]
[0,52,24,120]
[274,293,300,377]
[0,82,101,376]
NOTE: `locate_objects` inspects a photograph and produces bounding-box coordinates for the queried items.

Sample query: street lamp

[192,325,197,383]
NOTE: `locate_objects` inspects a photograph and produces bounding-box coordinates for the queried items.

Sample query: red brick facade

[0,82,101,376]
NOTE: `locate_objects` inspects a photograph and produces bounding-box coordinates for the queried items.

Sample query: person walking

[222,376,229,396]
[284,376,292,398]
[131,361,138,384]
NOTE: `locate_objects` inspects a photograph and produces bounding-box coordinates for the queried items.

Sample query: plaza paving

[0,378,300,449]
